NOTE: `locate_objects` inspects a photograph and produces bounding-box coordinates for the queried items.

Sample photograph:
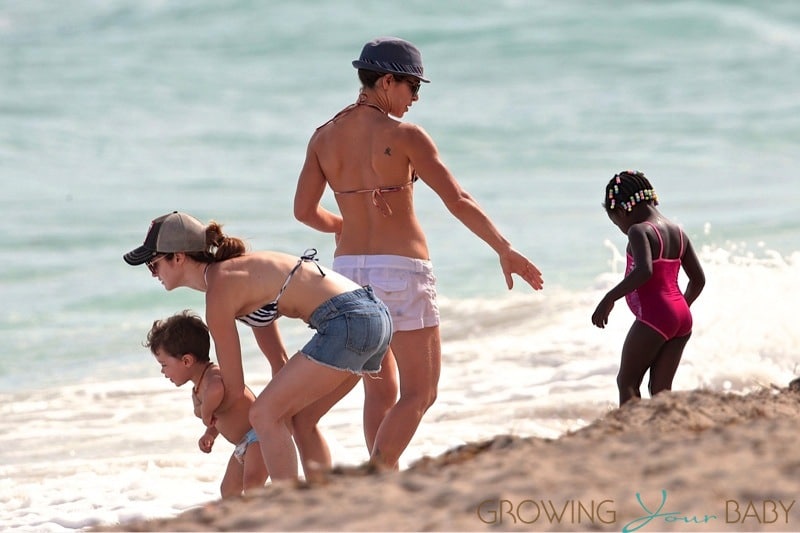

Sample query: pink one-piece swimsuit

[624,221,692,340]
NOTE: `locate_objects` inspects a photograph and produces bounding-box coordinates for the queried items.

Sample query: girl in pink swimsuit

[592,171,705,405]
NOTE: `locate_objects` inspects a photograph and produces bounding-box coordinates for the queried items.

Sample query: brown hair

[357,68,388,89]
[185,220,248,264]
[357,69,418,93]
[145,309,211,362]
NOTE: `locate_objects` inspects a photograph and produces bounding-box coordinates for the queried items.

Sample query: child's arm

[592,224,654,328]
[680,237,705,306]
[192,390,202,419]
[252,323,289,378]
[200,375,225,428]
[198,425,219,453]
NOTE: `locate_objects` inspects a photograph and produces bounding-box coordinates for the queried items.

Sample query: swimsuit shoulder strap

[203,263,211,288]
[316,103,357,130]
[643,221,665,259]
[274,248,326,304]
[316,99,387,130]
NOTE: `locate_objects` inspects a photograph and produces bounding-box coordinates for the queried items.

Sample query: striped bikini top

[235,249,325,328]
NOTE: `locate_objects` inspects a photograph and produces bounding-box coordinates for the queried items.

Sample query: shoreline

[95,386,800,532]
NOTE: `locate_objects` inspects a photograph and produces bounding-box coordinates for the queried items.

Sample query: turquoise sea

[2,1,799,530]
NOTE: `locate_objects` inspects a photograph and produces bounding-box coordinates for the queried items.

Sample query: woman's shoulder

[394,118,426,136]
[205,253,287,295]
[215,250,291,266]
[395,120,437,152]
[247,249,298,263]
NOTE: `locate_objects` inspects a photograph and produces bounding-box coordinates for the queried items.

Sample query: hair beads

[604,170,659,212]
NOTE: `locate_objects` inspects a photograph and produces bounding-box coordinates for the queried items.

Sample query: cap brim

[123,246,157,266]
[352,60,430,83]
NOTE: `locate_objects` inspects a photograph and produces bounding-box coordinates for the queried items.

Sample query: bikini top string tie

[299,248,325,277]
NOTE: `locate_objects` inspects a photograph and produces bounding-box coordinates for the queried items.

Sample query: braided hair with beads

[604,170,659,213]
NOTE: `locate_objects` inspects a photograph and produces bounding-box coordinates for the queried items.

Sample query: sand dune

[97,386,800,532]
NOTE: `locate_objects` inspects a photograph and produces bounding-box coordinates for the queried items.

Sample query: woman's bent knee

[400,387,437,415]
[250,401,283,431]
[424,389,437,410]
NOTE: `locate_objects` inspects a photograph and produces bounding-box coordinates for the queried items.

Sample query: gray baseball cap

[352,37,430,83]
[123,211,207,265]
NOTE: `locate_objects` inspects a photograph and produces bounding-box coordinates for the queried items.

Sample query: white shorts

[332,254,440,332]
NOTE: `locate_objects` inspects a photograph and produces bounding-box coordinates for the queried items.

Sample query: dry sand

[97,386,800,532]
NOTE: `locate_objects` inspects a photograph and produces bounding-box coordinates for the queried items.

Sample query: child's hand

[198,433,215,453]
[592,296,615,328]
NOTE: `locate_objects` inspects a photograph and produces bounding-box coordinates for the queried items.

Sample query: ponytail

[185,220,247,263]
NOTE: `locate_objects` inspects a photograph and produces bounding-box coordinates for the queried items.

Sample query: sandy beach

[95,385,800,532]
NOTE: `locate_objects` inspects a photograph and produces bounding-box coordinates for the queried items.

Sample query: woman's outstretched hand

[500,248,544,290]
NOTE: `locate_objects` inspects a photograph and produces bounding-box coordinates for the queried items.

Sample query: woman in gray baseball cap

[294,37,544,470]
[125,211,392,482]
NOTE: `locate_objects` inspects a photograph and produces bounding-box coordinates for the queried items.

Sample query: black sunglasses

[394,75,421,97]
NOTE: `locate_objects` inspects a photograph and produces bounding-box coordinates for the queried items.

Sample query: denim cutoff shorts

[301,286,392,374]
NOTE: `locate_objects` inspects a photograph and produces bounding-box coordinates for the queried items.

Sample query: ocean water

[2,0,799,530]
